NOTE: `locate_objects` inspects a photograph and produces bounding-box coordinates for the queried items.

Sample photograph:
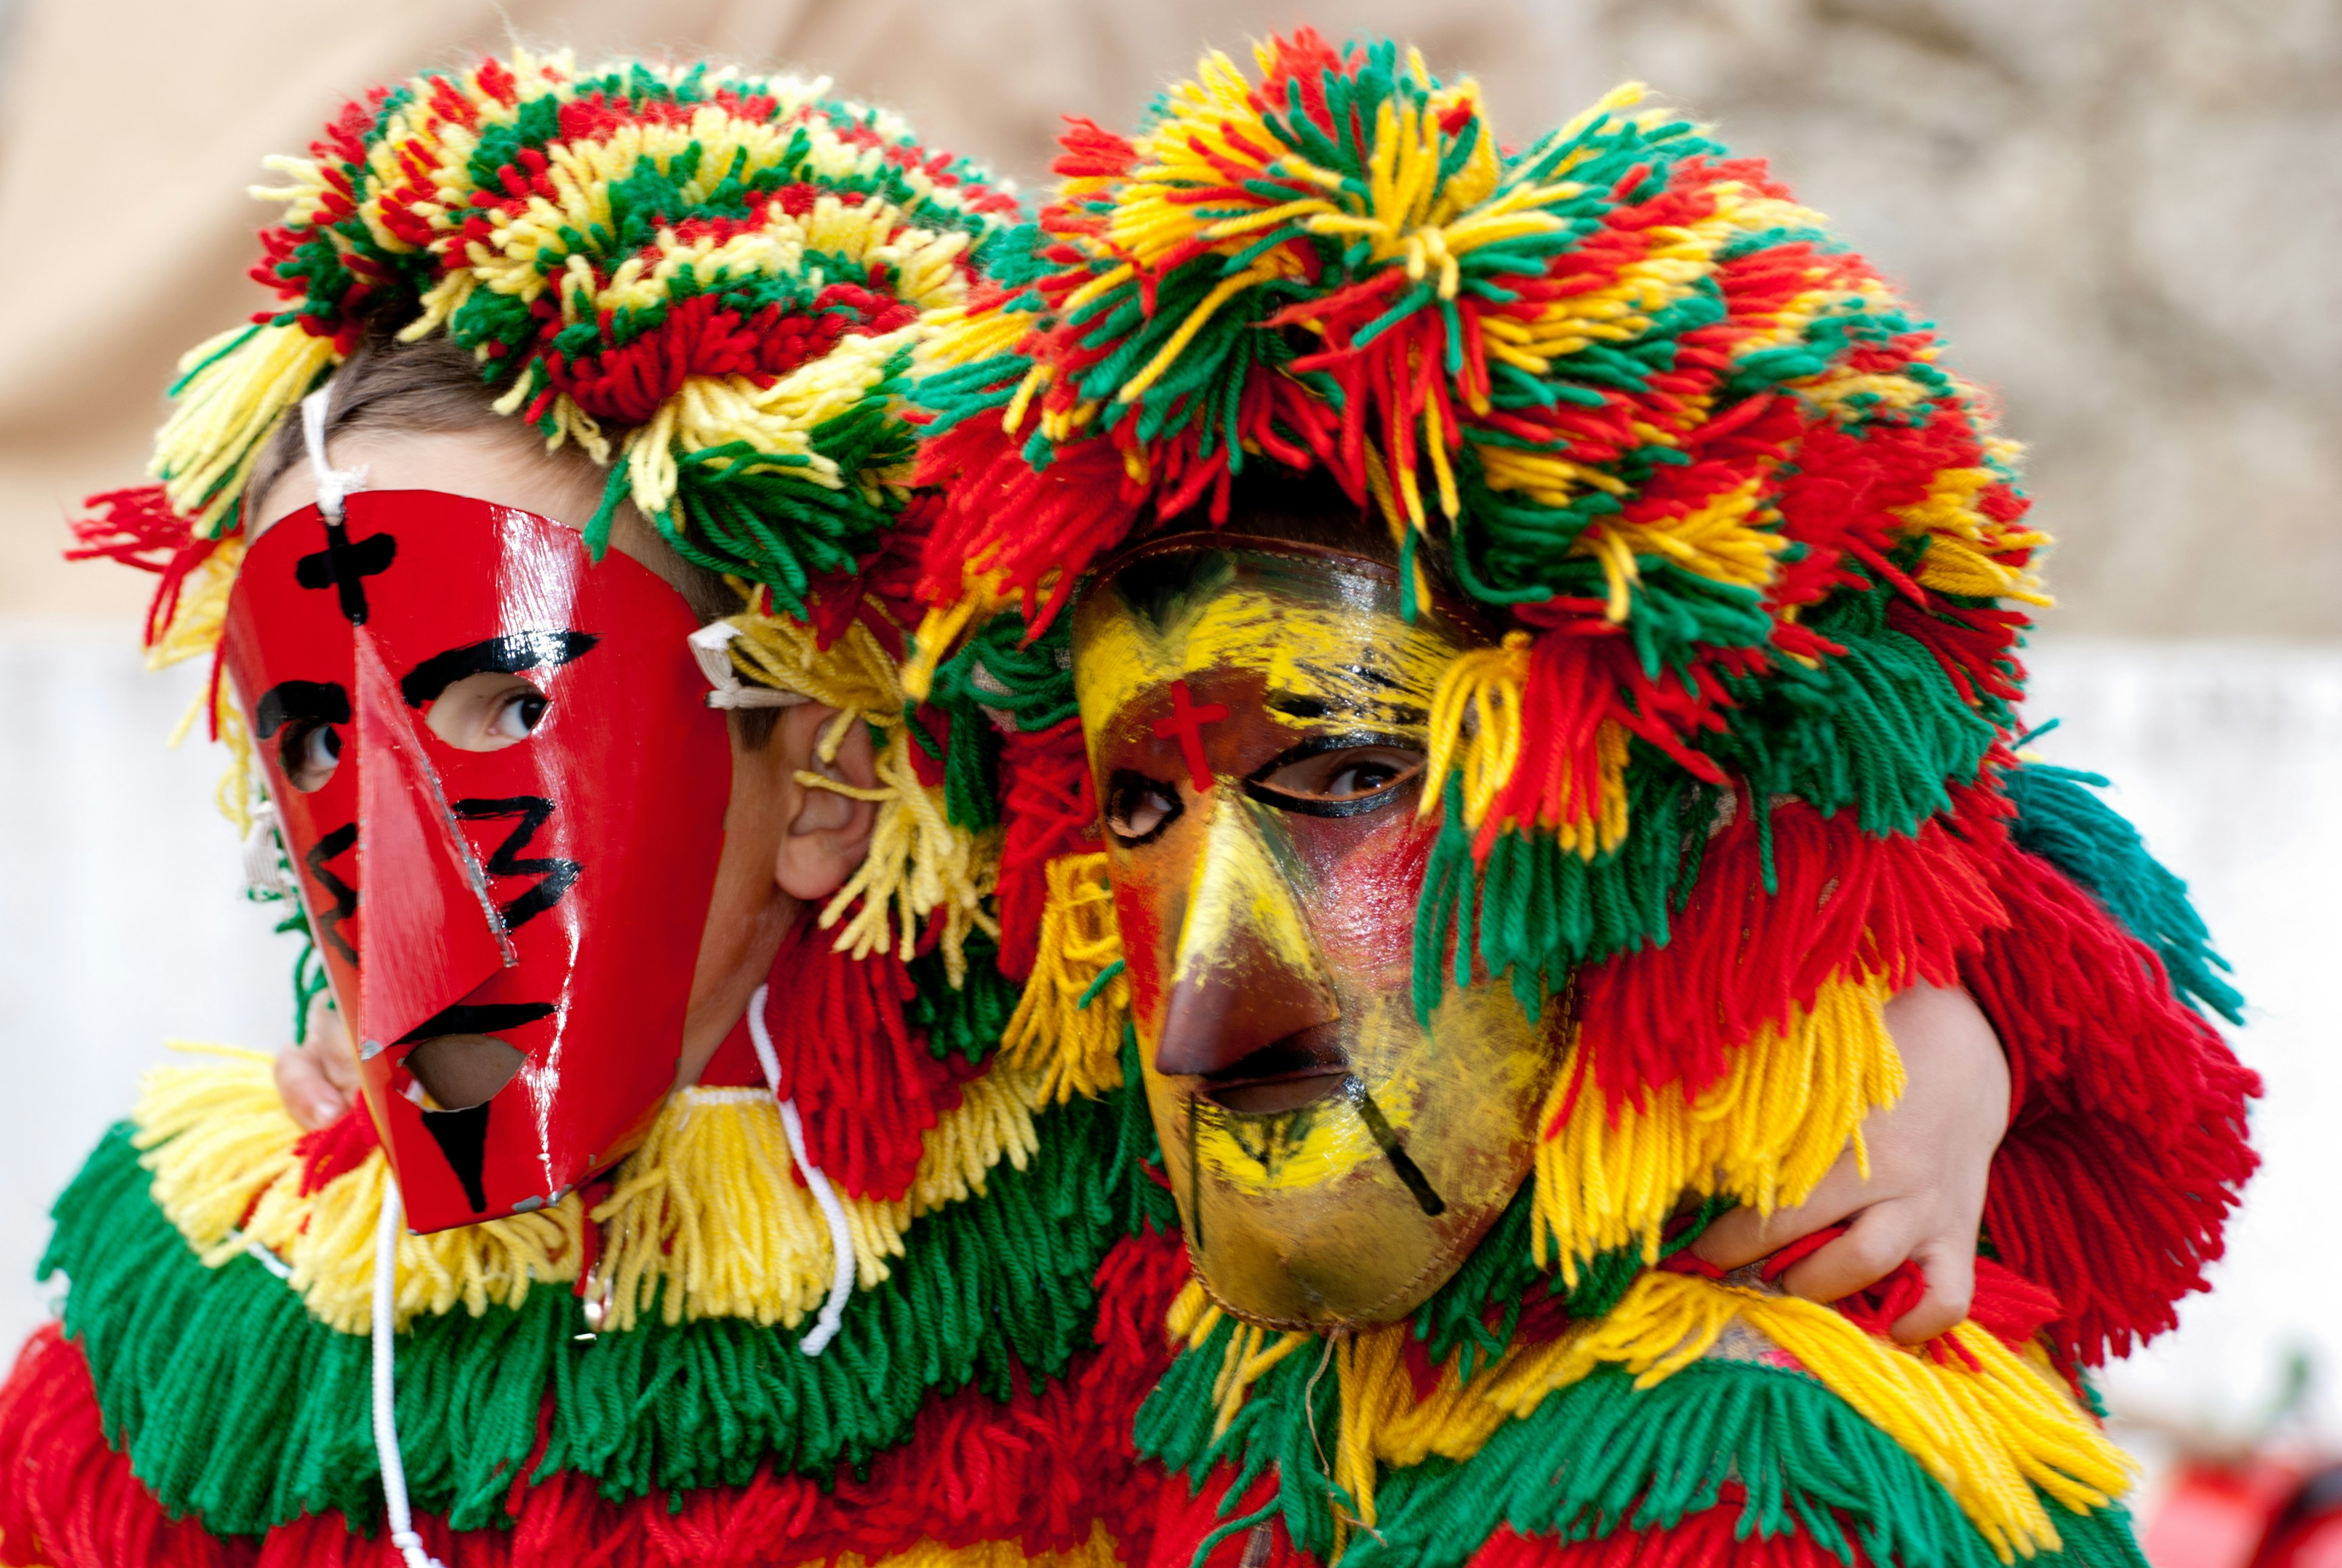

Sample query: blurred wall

[1,0,2335,631]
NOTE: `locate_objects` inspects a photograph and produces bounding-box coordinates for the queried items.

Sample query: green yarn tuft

[906,928,1015,1063]
[2004,756,2244,1023]
[1348,1362,2147,1568]
[48,1067,1165,1537]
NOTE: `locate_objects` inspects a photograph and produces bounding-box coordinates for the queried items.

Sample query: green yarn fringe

[47,1052,1166,1536]
[1342,1362,2146,1568]
[2004,756,2244,1023]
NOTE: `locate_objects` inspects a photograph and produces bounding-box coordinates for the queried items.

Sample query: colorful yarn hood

[903,34,2260,1567]
[912,33,2040,945]
[72,48,1033,972]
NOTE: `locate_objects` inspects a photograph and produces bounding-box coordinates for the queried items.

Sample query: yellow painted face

[1071,540,1561,1329]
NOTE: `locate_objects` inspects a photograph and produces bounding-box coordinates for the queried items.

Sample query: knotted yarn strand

[370,1184,446,1568]
[747,981,856,1355]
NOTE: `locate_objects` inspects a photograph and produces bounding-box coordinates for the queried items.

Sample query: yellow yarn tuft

[723,607,1000,981]
[131,1047,1046,1336]
[151,323,336,535]
[1484,1272,2132,1562]
[833,1520,1122,1568]
[1420,631,1628,857]
[1531,971,1903,1281]
[1172,1265,2125,1559]
[1001,852,1130,1102]
[134,1047,581,1335]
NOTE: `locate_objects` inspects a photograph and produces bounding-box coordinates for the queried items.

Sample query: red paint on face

[223,492,729,1231]
[1283,804,1438,983]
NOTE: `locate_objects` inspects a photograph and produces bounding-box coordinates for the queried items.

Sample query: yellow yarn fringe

[1167,1268,2126,1559]
[152,322,336,535]
[1483,1272,2131,1562]
[135,1047,579,1335]
[1531,971,1903,1283]
[1001,853,1130,1103]
[832,1520,1120,1568]
[1420,631,1627,857]
[592,1064,1043,1331]
[722,607,999,982]
[132,1046,1044,1336]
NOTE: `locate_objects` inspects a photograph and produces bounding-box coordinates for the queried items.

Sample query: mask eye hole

[1105,769,1183,846]
[1246,740,1423,820]
[426,672,552,752]
[281,721,343,792]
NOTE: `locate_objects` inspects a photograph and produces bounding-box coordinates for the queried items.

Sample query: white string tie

[745,981,856,1356]
[241,798,292,898]
[372,1185,447,1568]
[690,621,809,711]
[299,385,370,525]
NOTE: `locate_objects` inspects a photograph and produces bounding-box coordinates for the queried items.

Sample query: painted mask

[222,491,730,1233]
[1072,537,1561,1328]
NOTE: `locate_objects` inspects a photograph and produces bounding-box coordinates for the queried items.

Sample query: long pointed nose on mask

[353,628,514,1054]
[1155,793,1343,1103]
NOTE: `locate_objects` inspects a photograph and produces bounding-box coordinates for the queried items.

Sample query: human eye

[282,720,343,792]
[489,689,550,741]
[1245,737,1423,818]
[426,672,550,751]
[1105,768,1183,846]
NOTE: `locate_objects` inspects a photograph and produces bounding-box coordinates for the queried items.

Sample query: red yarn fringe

[995,720,1100,979]
[1964,848,2260,1367]
[756,924,990,1203]
[1469,1508,1859,1567]
[65,486,223,651]
[0,1233,1189,1568]
[1572,791,2008,1106]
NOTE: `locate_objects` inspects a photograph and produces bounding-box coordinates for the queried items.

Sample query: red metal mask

[222,491,730,1232]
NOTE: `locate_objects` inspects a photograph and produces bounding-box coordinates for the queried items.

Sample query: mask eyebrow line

[255,680,351,739]
[1243,730,1419,786]
[399,631,600,708]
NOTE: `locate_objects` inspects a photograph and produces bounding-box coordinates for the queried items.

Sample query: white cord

[299,386,370,524]
[745,981,856,1357]
[372,1186,446,1568]
[689,621,810,711]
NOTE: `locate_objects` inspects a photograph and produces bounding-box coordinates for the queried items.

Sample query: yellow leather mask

[1072,538,1562,1329]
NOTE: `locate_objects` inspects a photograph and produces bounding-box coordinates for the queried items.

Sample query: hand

[273,1008,362,1131]
[1690,981,2011,1342]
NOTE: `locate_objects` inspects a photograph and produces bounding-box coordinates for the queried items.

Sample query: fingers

[1690,1151,1869,1271]
[1777,1202,1919,1307]
[273,1042,354,1132]
[1889,1241,1976,1344]
[313,1012,362,1096]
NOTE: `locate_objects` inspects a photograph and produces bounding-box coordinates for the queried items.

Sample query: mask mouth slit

[1187,1094,1205,1250]
[1343,1075,1447,1217]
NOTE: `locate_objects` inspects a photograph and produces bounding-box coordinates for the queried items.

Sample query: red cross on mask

[1151,679,1229,793]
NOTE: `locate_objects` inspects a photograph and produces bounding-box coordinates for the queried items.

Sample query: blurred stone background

[0,0,2334,1545]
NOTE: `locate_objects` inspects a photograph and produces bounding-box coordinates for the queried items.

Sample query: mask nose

[353,628,513,1055]
[1154,793,1341,1078]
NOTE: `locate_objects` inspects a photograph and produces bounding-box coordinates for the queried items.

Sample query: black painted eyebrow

[255,681,351,740]
[399,631,600,708]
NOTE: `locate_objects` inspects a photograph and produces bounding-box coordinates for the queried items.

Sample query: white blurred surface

[0,622,2334,1480]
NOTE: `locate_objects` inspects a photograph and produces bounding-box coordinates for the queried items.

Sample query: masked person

[908,34,2260,1568]
[0,53,1186,1567]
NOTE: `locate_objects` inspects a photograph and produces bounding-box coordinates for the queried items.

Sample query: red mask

[223,491,730,1232]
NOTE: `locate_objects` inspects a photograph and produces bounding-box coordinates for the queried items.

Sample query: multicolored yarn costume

[0,52,1189,1567]
[907,33,2258,1568]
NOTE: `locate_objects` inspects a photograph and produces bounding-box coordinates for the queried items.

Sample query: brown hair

[249,331,781,745]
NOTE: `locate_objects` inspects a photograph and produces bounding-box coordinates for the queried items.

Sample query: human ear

[773,702,879,901]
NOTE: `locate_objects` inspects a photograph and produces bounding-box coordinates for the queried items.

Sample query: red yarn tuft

[0,1233,1186,1568]
[1469,1505,1860,1567]
[995,720,1099,979]
[65,487,223,651]
[1572,791,2008,1106]
[1965,846,2260,1367]
[293,1102,380,1196]
[756,924,990,1202]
